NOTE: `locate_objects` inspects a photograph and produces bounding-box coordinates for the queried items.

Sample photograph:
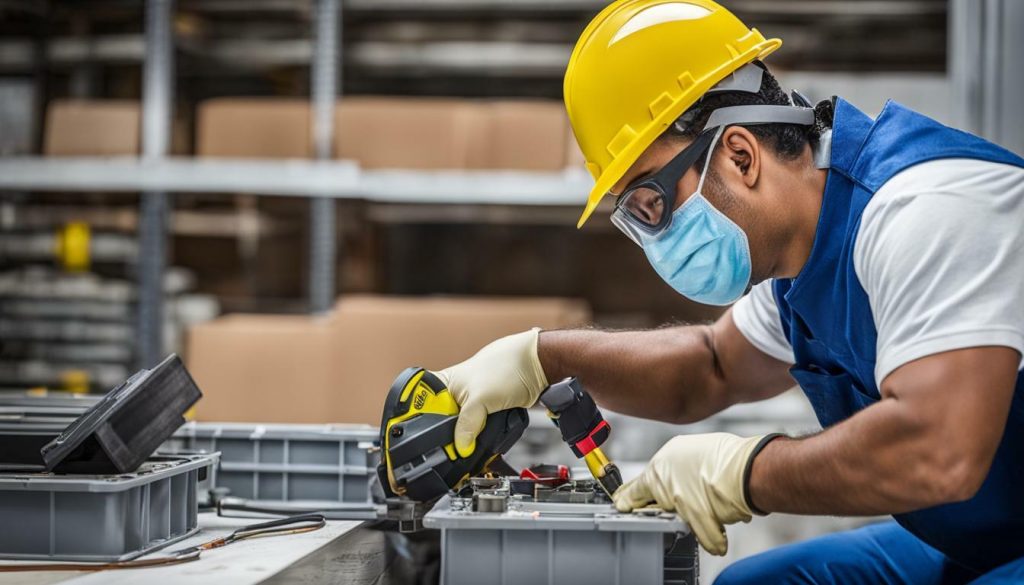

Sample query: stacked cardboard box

[467,100,569,172]
[187,295,591,425]
[44,100,141,156]
[185,314,337,423]
[44,99,192,156]
[565,119,587,172]
[43,96,581,169]
[337,97,570,170]
[334,97,481,169]
[193,95,575,170]
[195,98,313,158]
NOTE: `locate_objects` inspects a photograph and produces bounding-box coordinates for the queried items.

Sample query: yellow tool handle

[584,447,623,496]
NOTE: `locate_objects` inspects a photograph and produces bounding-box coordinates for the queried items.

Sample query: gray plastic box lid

[0,452,218,562]
[165,422,378,503]
[424,495,696,585]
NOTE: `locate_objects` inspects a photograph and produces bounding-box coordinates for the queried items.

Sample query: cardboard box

[188,296,591,425]
[44,100,140,156]
[326,295,591,425]
[334,97,482,169]
[196,98,312,158]
[187,314,336,424]
[468,100,568,171]
[195,96,572,169]
[565,121,586,172]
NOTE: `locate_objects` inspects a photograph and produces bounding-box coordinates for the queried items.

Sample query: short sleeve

[854,159,1024,385]
[732,280,795,364]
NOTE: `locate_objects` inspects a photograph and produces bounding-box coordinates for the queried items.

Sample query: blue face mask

[641,191,752,305]
[610,126,752,306]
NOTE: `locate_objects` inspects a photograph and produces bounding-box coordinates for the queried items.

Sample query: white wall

[775,71,951,123]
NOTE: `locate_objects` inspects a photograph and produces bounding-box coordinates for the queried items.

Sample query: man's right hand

[436,328,548,458]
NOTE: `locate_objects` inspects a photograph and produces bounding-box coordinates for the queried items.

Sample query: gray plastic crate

[0,393,100,422]
[165,422,378,503]
[424,495,698,585]
[0,452,217,561]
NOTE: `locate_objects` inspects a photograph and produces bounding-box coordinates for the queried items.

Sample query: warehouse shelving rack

[1,0,966,373]
[0,0,594,371]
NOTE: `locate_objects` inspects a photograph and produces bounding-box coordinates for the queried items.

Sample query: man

[437,1,1024,583]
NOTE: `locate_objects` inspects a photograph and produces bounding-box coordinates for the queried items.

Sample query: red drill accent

[521,465,570,484]
[573,420,609,456]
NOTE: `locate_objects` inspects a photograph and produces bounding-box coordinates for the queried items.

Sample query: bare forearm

[748,347,1017,516]
[749,401,954,515]
[537,326,728,423]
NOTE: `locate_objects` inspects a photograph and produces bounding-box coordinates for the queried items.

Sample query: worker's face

[610,127,778,286]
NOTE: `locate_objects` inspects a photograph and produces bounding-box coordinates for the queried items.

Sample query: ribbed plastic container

[424,496,698,585]
[0,453,217,561]
[165,422,378,503]
[0,393,100,421]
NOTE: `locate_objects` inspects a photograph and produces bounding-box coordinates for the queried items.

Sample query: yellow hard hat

[565,0,781,228]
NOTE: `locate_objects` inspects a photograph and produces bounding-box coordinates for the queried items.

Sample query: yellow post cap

[564,0,781,227]
[55,222,91,272]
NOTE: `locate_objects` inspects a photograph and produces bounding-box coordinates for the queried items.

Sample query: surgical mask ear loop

[695,125,726,195]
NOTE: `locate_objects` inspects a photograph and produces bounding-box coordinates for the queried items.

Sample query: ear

[720,126,760,189]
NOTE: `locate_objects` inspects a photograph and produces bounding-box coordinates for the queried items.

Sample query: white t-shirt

[732,158,1024,386]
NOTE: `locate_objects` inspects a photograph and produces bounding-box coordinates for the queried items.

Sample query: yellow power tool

[376,367,528,504]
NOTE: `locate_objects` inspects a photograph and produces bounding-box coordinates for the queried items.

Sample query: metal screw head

[390,426,404,438]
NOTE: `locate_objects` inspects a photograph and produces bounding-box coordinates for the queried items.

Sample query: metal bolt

[390,426,404,438]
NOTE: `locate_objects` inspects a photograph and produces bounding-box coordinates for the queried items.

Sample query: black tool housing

[539,377,609,458]
[377,367,528,502]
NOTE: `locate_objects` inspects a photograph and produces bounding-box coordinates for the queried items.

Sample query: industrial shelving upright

[137,0,174,370]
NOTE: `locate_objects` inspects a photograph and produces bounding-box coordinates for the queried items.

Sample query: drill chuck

[584,448,623,496]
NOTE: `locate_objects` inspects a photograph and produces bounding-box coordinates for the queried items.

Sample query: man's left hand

[613,432,778,555]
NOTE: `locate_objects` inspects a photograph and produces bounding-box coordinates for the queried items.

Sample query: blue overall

[716,99,1024,584]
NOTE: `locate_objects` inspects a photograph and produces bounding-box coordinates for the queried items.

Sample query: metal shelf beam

[0,157,591,205]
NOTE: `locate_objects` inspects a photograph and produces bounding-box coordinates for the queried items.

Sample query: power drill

[538,377,623,496]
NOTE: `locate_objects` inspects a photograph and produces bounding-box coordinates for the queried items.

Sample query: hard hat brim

[575,37,782,229]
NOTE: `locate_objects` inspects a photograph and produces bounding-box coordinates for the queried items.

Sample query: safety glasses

[610,126,720,246]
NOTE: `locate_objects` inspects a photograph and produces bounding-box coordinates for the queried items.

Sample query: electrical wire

[0,514,326,572]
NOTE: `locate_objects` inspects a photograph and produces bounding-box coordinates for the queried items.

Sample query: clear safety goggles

[609,103,816,246]
[610,127,720,247]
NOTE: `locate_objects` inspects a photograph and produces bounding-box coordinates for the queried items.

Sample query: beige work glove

[435,328,548,458]
[613,432,780,556]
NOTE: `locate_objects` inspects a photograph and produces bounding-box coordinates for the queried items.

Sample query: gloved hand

[436,328,548,458]
[613,432,780,556]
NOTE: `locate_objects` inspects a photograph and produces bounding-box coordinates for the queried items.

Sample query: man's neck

[775,162,828,279]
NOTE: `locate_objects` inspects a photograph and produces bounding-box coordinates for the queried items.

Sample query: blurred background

[0,0,1020,580]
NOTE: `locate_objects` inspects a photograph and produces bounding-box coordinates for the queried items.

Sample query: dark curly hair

[662,60,832,162]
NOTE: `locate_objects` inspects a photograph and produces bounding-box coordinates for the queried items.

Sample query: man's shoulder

[870,158,1023,205]
[859,158,1024,237]
[854,158,1024,287]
